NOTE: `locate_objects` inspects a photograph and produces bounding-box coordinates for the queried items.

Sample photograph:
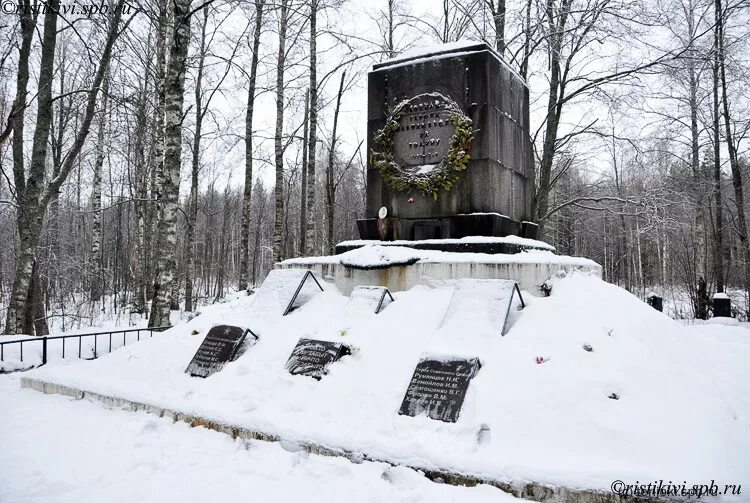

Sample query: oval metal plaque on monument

[392,94,456,169]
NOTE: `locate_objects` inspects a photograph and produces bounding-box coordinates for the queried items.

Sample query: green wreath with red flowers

[370,93,473,200]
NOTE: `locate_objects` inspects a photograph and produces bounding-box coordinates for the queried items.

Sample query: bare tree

[717,0,749,308]
[149,0,196,327]
[304,0,319,256]
[272,0,290,263]
[4,0,128,335]
[239,0,265,290]
[90,74,111,302]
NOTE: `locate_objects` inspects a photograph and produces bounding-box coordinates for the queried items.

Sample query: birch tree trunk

[5,0,124,334]
[4,0,37,335]
[239,0,264,289]
[304,0,318,255]
[145,0,169,304]
[7,0,58,335]
[91,74,110,302]
[271,0,289,264]
[149,0,192,327]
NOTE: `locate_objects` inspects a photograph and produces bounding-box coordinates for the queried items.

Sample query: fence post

[42,337,48,365]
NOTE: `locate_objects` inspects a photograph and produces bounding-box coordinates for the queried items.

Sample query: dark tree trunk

[712,5,724,294]
[6,0,57,335]
[716,0,749,312]
[299,88,309,255]
[271,0,289,263]
[325,72,345,254]
[185,9,208,313]
[239,0,264,290]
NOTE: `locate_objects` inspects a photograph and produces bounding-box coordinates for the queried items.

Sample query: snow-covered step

[20,375,625,503]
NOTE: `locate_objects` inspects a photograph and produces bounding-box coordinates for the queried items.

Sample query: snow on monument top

[372,40,525,85]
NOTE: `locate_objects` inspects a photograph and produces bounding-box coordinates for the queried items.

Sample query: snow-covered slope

[22,273,750,494]
[0,374,514,503]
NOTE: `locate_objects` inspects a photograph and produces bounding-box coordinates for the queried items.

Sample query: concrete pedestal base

[278,252,601,295]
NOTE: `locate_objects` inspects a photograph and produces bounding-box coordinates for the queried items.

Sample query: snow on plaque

[398,357,481,423]
[250,269,324,316]
[185,325,257,378]
[348,286,394,314]
[441,279,525,335]
[285,338,351,380]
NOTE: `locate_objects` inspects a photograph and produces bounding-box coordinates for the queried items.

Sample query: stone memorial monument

[358,42,537,244]
[278,42,602,295]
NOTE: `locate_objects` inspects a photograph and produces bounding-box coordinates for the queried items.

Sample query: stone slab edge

[21,376,658,503]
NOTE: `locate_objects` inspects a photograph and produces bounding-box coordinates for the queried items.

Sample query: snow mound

[706,316,739,326]
[23,273,750,493]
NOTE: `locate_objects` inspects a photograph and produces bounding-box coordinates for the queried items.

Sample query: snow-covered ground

[11,271,749,499]
[0,373,513,503]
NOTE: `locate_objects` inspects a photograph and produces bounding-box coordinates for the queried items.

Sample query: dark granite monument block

[398,357,481,423]
[713,294,731,318]
[285,338,351,380]
[186,325,258,378]
[646,294,663,312]
[360,42,535,241]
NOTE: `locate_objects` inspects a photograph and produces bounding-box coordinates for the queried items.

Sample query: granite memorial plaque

[285,338,351,380]
[398,357,481,423]
[185,325,257,378]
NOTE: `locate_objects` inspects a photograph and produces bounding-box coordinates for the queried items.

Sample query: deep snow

[14,272,750,495]
[0,374,514,503]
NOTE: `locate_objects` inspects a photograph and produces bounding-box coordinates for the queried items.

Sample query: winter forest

[0,0,748,336]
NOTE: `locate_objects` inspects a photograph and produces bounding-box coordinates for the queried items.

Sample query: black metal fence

[0,326,171,371]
